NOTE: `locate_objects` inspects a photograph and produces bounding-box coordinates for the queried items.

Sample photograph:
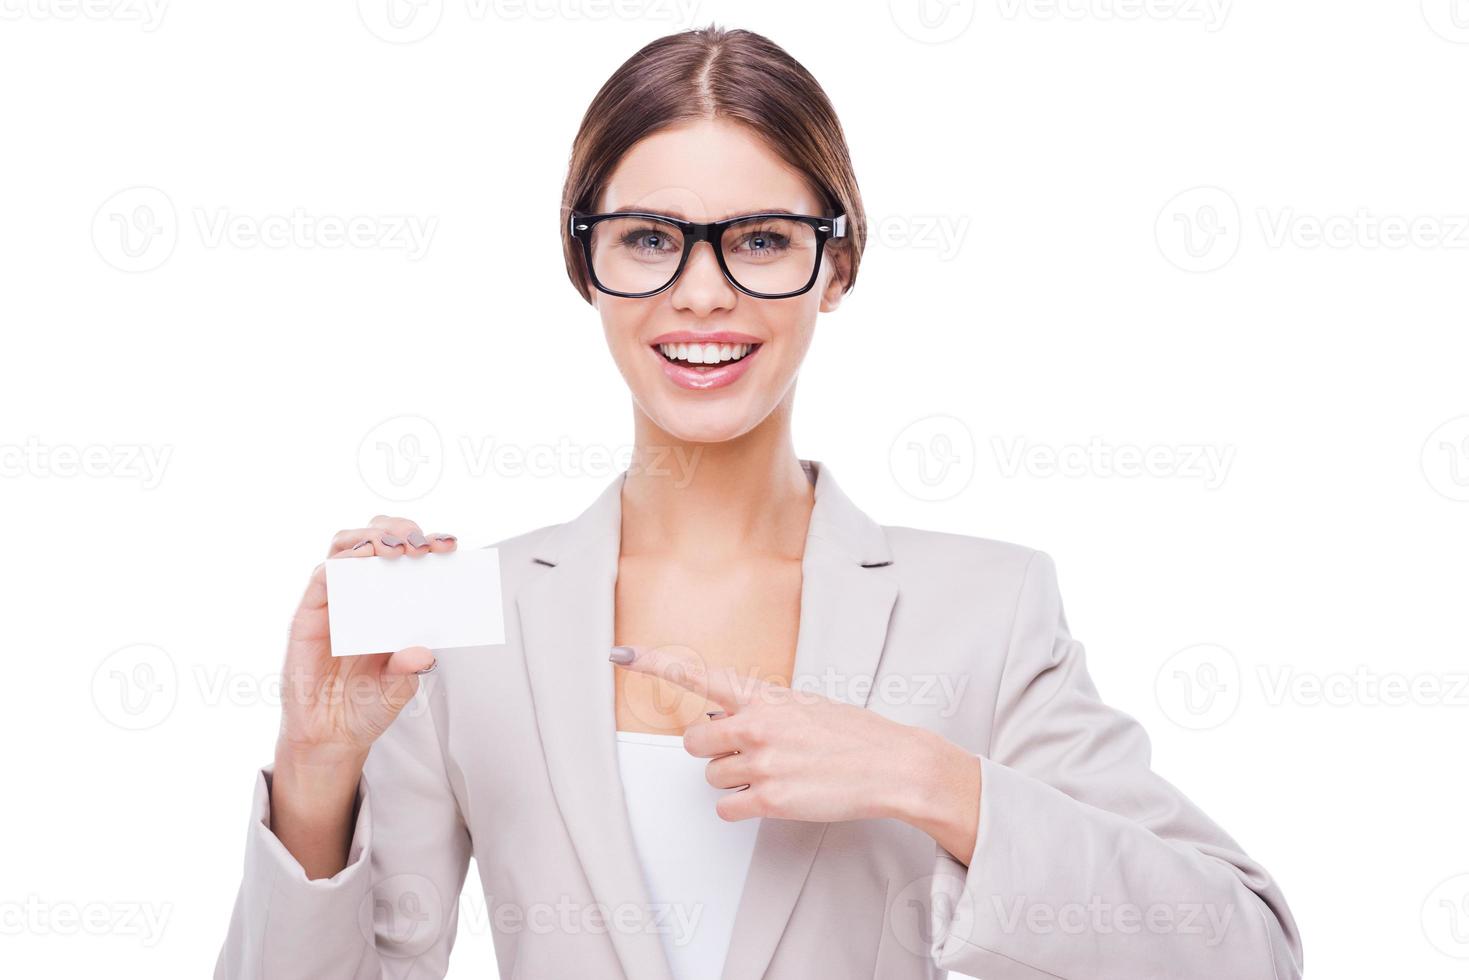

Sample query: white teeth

[657,342,755,365]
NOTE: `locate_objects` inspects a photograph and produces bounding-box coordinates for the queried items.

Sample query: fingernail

[407,530,429,548]
[380,532,404,547]
[609,646,636,664]
[415,659,438,675]
[432,533,457,543]
[706,709,726,719]
[351,539,372,550]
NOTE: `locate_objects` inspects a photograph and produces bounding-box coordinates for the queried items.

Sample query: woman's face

[590,117,848,445]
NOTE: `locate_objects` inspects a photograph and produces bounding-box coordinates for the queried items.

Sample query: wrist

[877,724,948,821]
[272,742,368,803]
[886,726,982,864]
[268,742,365,879]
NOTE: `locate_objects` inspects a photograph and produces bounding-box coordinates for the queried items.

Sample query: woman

[215,25,1302,980]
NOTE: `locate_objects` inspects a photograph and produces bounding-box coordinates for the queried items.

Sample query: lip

[649,339,763,391]
[648,330,763,345]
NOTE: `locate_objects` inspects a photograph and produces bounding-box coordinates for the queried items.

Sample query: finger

[383,644,436,677]
[327,528,405,558]
[349,531,402,555]
[327,537,379,561]
[373,520,434,558]
[705,752,754,790]
[608,645,753,713]
[426,533,458,555]
[301,562,329,613]
[682,715,743,758]
[328,527,375,557]
[328,522,421,556]
[715,786,764,822]
[374,646,435,716]
[368,516,422,557]
[370,514,426,541]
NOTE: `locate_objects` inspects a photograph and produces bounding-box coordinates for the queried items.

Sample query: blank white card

[325,547,505,657]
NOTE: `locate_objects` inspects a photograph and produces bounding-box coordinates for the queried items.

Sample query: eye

[732,227,791,257]
[620,226,680,256]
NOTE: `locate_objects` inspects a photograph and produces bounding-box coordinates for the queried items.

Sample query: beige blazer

[215,460,1303,980]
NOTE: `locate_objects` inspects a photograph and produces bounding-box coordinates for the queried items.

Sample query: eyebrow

[605,206,803,221]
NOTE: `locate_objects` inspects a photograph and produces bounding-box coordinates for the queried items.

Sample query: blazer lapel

[720,459,899,980]
[516,460,898,980]
[516,471,676,980]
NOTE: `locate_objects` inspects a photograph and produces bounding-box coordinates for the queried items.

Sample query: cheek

[770,305,818,364]
[599,302,648,361]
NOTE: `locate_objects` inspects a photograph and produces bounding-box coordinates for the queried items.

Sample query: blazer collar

[515,458,899,980]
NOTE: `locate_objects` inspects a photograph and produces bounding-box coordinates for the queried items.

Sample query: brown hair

[559,24,867,305]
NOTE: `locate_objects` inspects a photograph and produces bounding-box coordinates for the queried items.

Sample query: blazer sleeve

[926,550,1304,980]
[214,680,473,980]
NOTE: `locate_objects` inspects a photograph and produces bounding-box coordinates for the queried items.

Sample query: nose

[669,238,737,313]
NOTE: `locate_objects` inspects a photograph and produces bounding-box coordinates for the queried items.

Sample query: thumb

[384,644,436,676]
[378,645,436,710]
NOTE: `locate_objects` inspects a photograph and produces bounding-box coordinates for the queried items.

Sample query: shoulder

[879,524,1063,603]
[881,523,1050,577]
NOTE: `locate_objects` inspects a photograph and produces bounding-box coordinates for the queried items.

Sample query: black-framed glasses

[568,209,847,300]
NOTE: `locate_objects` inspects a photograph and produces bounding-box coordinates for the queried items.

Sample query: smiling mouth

[654,341,761,370]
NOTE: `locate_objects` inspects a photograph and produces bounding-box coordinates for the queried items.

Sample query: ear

[817,247,851,314]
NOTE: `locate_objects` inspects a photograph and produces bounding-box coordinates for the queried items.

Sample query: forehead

[597,117,823,221]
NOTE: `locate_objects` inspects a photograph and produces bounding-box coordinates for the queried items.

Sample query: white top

[614,730,763,980]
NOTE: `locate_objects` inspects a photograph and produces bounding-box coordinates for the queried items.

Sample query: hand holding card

[325,547,506,657]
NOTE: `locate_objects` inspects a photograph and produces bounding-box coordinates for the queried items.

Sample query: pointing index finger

[609,645,748,713]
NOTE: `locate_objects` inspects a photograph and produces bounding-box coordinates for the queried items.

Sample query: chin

[642,397,766,446]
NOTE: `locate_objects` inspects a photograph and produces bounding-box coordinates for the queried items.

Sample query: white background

[3,1,1467,977]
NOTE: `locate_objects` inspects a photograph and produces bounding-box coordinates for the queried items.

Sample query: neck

[620,402,815,563]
